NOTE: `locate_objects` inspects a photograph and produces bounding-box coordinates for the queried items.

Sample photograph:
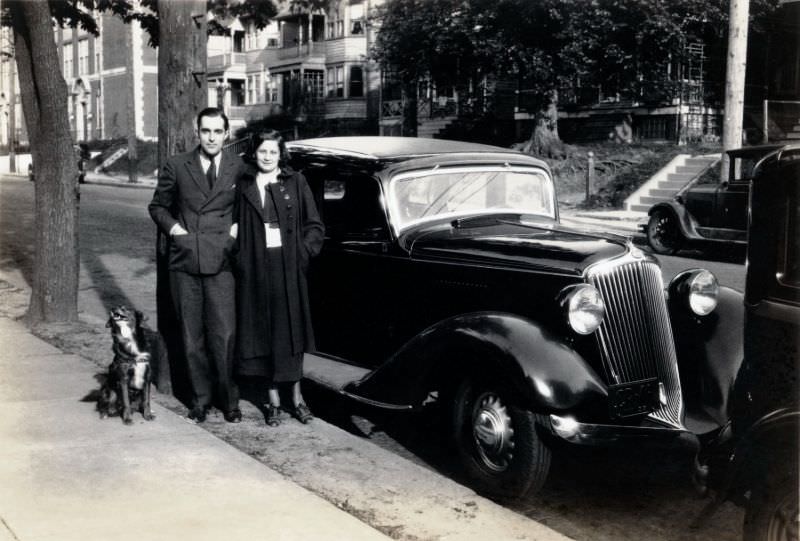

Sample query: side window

[307,169,389,240]
[779,187,800,287]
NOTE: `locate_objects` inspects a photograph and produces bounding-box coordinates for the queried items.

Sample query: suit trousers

[170,269,238,411]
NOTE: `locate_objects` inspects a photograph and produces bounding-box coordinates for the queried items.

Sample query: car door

[305,168,406,367]
[713,156,753,231]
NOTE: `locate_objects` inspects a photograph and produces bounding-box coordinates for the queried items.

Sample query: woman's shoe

[291,403,313,424]
[265,405,281,427]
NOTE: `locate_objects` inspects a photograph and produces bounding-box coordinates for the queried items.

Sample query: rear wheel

[744,472,799,541]
[647,209,683,255]
[451,378,551,500]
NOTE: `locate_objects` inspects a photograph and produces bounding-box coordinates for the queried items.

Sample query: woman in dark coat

[233,130,324,426]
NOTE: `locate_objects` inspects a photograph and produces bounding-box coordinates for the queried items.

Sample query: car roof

[287,136,544,164]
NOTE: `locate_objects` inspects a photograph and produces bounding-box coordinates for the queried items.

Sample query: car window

[388,166,555,232]
[318,174,390,240]
[778,189,800,287]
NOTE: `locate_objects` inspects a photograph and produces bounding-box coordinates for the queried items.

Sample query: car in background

[288,136,746,500]
[646,144,789,255]
[28,144,88,184]
[695,145,799,541]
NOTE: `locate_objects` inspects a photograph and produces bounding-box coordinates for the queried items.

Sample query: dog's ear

[106,316,113,328]
[135,310,148,324]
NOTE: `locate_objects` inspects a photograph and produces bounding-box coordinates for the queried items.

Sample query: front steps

[417,115,457,138]
[625,154,719,213]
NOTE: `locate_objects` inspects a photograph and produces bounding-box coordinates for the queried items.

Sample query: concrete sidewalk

[0,316,389,541]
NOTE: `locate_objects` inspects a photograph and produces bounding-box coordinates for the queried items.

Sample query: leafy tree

[372,0,779,154]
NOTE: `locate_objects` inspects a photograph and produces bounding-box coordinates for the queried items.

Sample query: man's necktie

[206,158,216,190]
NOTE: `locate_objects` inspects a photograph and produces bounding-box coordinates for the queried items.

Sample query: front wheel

[647,209,683,255]
[451,378,551,500]
[744,472,799,541]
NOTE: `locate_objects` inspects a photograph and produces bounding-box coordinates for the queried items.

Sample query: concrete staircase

[624,154,720,213]
[417,115,457,138]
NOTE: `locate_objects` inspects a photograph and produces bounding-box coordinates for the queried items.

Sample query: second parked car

[646,144,791,255]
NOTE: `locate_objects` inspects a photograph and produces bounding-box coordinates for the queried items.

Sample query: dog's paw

[123,416,133,425]
[143,411,156,421]
[99,412,108,419]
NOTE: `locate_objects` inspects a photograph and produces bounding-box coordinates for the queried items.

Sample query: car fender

[649,201,702,240]
[345,312,608,413]
[671,286,745,431]
[719,408,799,500]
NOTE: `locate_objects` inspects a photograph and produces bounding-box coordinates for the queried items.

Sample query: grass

[542,141,723,208]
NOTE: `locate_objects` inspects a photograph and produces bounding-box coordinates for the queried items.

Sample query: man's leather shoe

[223,408,242,423]
[187,406,209,423]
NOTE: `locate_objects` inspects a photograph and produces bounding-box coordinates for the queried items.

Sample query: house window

[78,39,89,75]
[327,66,344,98]
[303,70,325,103]
[233,31,245,53]
[247,74,262,104]
[349,66,363,97]
[327,7,344,39]
[266,77,279,102]
[63,43,73,78]
[350,2,364,35]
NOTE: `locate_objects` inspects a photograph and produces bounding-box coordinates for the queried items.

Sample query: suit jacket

[149,148,244,275]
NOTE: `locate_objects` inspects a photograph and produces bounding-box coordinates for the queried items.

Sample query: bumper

[550,414,699,449]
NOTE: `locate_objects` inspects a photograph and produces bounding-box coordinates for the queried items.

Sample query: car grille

[586,254,684,428]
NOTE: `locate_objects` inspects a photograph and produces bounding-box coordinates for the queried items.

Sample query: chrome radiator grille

[586,255,684,428]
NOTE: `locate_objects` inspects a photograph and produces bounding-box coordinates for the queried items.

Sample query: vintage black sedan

[289,137,744,499]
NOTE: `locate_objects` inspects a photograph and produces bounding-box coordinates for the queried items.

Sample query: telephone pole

[721,0,750,181]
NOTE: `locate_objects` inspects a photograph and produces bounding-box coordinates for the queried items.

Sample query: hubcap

[471,392,515,472]
[650,214,677,249]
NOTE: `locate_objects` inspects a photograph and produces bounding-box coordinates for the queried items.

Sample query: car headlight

[560,284,605,335]
[669,269,719,316]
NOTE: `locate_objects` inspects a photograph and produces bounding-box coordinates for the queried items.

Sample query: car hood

[406,219,630,276]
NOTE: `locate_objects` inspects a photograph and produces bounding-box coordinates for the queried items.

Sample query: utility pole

[721,0,750,181]
[8,52,15,173]
[126,22,138,183]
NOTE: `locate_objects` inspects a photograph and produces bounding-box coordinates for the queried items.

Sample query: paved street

[0,174,748,540]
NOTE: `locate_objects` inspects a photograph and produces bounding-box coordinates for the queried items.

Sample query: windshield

[388,166,555,232]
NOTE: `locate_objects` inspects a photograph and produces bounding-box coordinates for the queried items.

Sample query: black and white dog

[97,306,155,425]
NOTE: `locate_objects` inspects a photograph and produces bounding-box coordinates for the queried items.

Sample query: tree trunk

[155,0,207,398]
[11,0,80,324]
[402,81,418,136]
[157,0,207,163]
[523,90,562,158]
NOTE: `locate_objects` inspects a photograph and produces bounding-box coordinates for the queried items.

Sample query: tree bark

[157,0,207,163]
[523,90,562,158]
[11,0,80,324]
[402,81,418,136]
[155,0,207,398]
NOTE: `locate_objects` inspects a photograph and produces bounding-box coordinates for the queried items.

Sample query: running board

[304,352,370,391]
[303,353,414,411]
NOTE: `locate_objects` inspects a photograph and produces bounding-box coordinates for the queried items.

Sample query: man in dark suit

[149,107,242,423]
